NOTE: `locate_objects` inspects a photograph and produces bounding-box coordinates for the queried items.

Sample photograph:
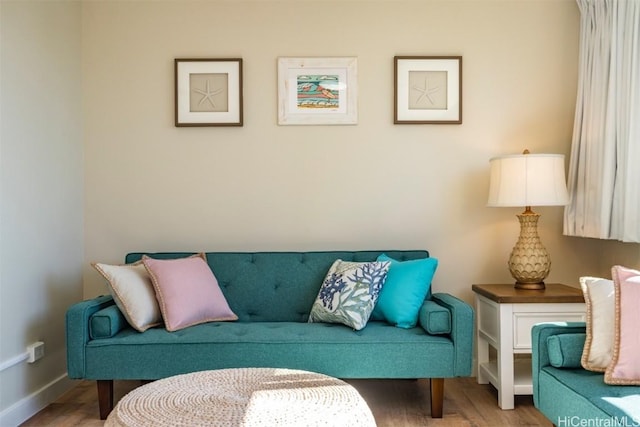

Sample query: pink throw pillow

[142,253,237,332]
[604,265,640,385]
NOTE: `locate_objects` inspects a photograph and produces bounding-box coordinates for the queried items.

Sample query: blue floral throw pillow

[308,259,391,331]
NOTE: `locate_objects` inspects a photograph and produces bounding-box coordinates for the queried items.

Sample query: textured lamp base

[508,209,550,290]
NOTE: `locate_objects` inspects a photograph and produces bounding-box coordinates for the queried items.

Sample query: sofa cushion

[82,321,458,380]
[547,333,586,368]
[605,265,640,385]
[143,253,238,332]
[308,260,390,331]
[371,254,438,328]
[92,261,162,332]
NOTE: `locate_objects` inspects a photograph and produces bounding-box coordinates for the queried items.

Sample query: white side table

[472,283,585,410]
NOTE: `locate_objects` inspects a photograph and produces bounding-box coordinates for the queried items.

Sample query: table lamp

[487,150,569,290]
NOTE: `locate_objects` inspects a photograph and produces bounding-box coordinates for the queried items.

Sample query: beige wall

[598,240,640,273]
[0,1,83,424]
[82,0,604,304]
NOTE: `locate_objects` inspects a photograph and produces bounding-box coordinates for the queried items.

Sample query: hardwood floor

[21,377,553,426]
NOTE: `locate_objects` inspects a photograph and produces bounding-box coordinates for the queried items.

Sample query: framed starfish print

[174,58,243,126]
[394,56,462,124]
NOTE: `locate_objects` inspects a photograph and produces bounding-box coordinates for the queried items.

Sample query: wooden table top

[471,283,585,304]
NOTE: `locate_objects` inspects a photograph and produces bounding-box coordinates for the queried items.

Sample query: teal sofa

[532,322,640,425]
[66,250,474,419]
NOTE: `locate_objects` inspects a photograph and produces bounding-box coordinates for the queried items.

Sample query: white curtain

[564,0,640,242]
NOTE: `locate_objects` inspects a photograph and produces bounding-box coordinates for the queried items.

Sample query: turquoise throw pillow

[372,254,438,328]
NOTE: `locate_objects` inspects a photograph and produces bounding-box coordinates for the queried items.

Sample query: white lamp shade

[487,153,569,207]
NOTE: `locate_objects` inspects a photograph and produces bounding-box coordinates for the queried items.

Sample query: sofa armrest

[429,292,475,376]
[66,295,116,378]
[531,322,586,407]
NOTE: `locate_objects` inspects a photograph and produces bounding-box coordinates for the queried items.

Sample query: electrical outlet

[27,342,45,363]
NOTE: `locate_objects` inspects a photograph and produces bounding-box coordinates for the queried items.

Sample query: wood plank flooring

[21,377,553,426]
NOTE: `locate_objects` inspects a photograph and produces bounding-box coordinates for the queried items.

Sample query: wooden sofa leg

[97,380,114,420]
[430,378,444,418]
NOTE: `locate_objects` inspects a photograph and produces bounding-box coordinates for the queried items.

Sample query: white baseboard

[0,373,76,427]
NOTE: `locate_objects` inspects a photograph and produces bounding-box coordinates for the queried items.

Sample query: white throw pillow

[93,261,162,332]
[580,276,615,372]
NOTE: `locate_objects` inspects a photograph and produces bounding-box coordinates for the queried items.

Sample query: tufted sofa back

[125,250,430,323]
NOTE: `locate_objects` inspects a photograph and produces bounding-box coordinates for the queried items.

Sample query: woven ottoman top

[104,368,377,426]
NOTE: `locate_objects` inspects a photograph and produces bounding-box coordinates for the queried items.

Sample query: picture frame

[277,57,357,125]
[394,56,462,124]
[174,58,243,127]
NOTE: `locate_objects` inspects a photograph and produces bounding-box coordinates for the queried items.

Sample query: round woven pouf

[104,368,377,427]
